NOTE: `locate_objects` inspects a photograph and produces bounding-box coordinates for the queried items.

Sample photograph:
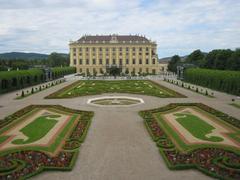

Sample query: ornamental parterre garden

[0,78,240,180]
[45,80,185,98]
[0,105,93,179]
[139,103,240,180]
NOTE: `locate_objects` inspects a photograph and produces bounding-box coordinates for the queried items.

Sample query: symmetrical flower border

[139,103,240,180]
[0,105,93,179]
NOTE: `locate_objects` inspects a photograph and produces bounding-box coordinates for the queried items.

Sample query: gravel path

[0,79,239,180]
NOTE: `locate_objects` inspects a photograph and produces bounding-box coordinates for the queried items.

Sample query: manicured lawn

[46,80,185,98]
[12,115,60,145]
[230,102,240,109]
[174,112,223,142]
[0,136,9,144]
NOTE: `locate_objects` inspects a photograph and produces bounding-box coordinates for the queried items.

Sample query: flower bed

[0,105,93,179]
[139,103,240,179]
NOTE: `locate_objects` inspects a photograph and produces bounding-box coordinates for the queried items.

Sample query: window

[132,59,136,64]
[106,48,109,51]
[86,47,89,52]
[73,59,76,65]
[73,48,76,52]
[139,59,142,64]
[79,48,82,52]
[126,59,129,64]
[146,68,149,73]
[139,47,142,51]
[119,59,122,65]
[86,59,89,65]
[99,59,102,65]
[119,47,122,51]
[92,47,96,51]
[132,47,135,51]
[152,59,155,64]
[146,47,149,51]
[126,47,129,51]
[99,47,102,51]
[79,68,82,72]
[79,59,82,64]
[113,59,116,64]
[146,59,149,64]
[112,47,116,51]
[79,53,82,56]
[106,59,109,64]
[93,59,96,65]
[152,69,156,74]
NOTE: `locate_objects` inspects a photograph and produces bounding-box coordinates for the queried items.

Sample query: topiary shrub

[21,91,24,97]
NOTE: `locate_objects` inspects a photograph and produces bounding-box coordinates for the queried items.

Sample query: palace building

[69,35,167,75]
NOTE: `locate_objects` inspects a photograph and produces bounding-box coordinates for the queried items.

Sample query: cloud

[0,0,239,57]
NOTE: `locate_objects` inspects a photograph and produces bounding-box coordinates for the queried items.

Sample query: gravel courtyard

[0,79,239,180]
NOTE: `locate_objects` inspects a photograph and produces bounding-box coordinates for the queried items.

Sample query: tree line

[0,52,69,71]
[168,48,240,73]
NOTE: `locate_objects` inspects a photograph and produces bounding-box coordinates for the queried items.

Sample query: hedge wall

[51,67,76,79]
[0,67,76,94]
[0,69,45,94]
[184,68,240,95]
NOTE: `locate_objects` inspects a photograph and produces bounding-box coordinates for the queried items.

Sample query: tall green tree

[186,49,205,66]
[226,49,240,70]
[47,52,69,67]
[214,49,233,70]
[168,55,181,73]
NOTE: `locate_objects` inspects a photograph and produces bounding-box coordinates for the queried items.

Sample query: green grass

[174,112,223,142]
[12,115,60,145]
[0,108,79,155]
[154,106,240,154]
[230,102,240,109]
[0,136,9,144]
[46,80,185,98]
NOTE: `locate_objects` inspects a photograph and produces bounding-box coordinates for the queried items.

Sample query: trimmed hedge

[51,67,76,79]
[0,69,44,94]
[184,68,240,96]
[0,67,76,94]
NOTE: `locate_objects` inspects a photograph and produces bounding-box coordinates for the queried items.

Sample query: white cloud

[0,0,239,57]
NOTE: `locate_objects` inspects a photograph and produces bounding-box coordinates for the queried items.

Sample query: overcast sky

[0,0,239,58]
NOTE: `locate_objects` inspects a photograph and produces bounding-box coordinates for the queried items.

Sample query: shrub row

[0,67,76,94]
[184,68,240,96]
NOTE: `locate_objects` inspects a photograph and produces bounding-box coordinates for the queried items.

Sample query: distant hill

[159,55,188,62]
[0,52,69,60]
[0,52,48,60]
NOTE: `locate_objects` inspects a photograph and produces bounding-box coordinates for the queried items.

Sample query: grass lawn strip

[155,106,240,154]
[12,115,59,144]
[174,112,223,142]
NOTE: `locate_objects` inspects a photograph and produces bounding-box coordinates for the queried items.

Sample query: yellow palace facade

[69,35,167,75]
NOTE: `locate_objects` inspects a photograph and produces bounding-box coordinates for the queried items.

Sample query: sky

[0,0,239,58]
